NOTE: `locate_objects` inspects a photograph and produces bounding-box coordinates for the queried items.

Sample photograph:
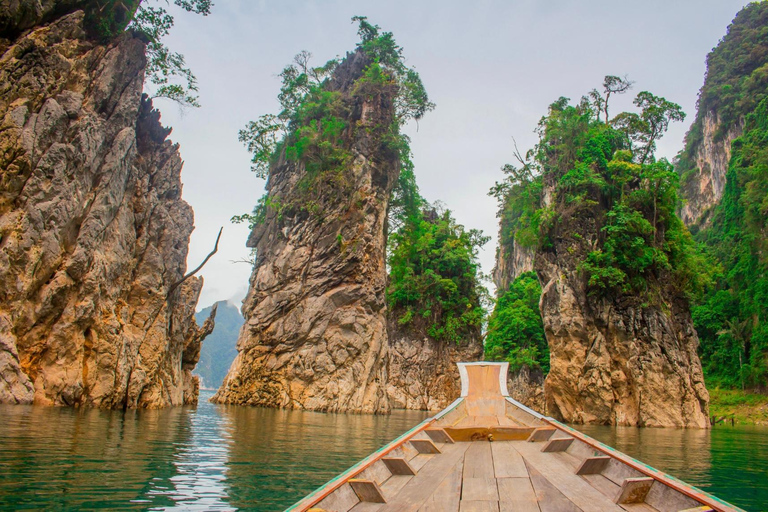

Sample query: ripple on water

[576,423,768,510]
[1,394,766,511]
[0,391,427,511]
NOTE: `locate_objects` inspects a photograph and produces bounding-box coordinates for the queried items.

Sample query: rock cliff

[492,239,534,294]
[678,3,768,228]
[0,8,213,407]
[387,319,482,411]
[535,203,709,427]
[506,366,545,412]
[678,112,743,227]
[213,50,398,413]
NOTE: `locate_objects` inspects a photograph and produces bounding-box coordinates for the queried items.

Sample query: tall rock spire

[0,6,213,407]
[213,50,399,413]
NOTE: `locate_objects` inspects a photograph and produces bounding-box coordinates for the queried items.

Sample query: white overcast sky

[156,0,752,310]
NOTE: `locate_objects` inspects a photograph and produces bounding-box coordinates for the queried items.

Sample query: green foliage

[236,17,434,228]
[485,273,548,373]
[679,1,768,183]
[708,388,768,424]
[491,78,708,300]
[387,208,489,344]
[132,0,211,107]
[83,0,141,40]
[692,97,768,390]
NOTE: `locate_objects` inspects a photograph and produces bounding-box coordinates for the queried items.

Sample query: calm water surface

[578,423,768,511]
[0,391,766,511]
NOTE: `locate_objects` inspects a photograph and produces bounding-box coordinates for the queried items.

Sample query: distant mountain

[194,301,244,390]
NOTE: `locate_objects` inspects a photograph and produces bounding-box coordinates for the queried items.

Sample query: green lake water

[0,390,766,511]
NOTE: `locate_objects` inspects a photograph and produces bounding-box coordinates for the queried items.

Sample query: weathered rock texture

[0,0,86,37]
[387,318,482,410]
[506,366,545,413]
[535,203,709,427]
[492,239,534,294]
[678,112,743,227]
[492,238,541,410]
[0,9,212,407]
[213,51,398,413]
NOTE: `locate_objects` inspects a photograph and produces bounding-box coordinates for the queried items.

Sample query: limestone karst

[490,90,710,427]
[0,3,213,407]
[212,49,397,413]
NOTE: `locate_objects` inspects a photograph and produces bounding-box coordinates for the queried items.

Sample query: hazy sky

[156,0,752,309]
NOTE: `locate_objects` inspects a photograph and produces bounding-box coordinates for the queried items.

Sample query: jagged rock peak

[213,48,399,413]
[535,196,709,428]
[677,2,768,227]
[0,7,213,407]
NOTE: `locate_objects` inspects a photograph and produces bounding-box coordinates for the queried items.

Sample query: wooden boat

[287,362,743,512]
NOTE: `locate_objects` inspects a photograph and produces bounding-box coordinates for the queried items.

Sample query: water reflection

[0,391,427,511]
[1,395,766,511]
[217,400,428,510]
[0,403,196,510]
[577,424,768,510]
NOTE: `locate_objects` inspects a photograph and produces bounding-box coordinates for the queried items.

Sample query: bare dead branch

[167,227,222,297]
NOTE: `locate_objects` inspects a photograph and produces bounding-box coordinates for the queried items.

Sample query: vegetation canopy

[677,2,768,392]
[485,273,548,372]
[488,76,709,372]
[491,77,708,299]
[387,205,489,345]
[234,16,434,229]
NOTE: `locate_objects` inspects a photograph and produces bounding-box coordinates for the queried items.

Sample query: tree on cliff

[489,77,709,370]
[387,205,489,344]
[485,272,548,372]
[84,0,212,107]
[234,16,434,230]
[680,2,768,391]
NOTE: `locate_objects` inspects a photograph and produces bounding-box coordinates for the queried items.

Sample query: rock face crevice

[492,239,534,295]
[213,51,397,413]
[0,9,212,407]
[679,111,743,227]
[534,204,709,428]
[387,318,482,411]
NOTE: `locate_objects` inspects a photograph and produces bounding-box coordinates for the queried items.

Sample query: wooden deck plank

[349,502,385,512]
[349,479,386,503]
[553,451,581,471]
[381,475,413,500]
[410,454,436,472]
[357,460,393,485]
[497,477,541,512]
[582,474,620,500]
[426,428,455,444]
[620,504,659,512]
[541,438,574,453]
[615,478,654,505]
[316,482,361,512]
[517,442,623,512]
[497,415,521,426]
[601,459,645,486]
[492,442,528,478]
[527,427,556,442]
[644,481,702,511]
[576,456,611,476]
[526,462,582,512]
[377,442,471,512]
[391,442,420,462]
[410,439,441,454]
[459,501,500,512]
[463,442,495,479]
[417,462,462,512]
[462,477,499,501]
